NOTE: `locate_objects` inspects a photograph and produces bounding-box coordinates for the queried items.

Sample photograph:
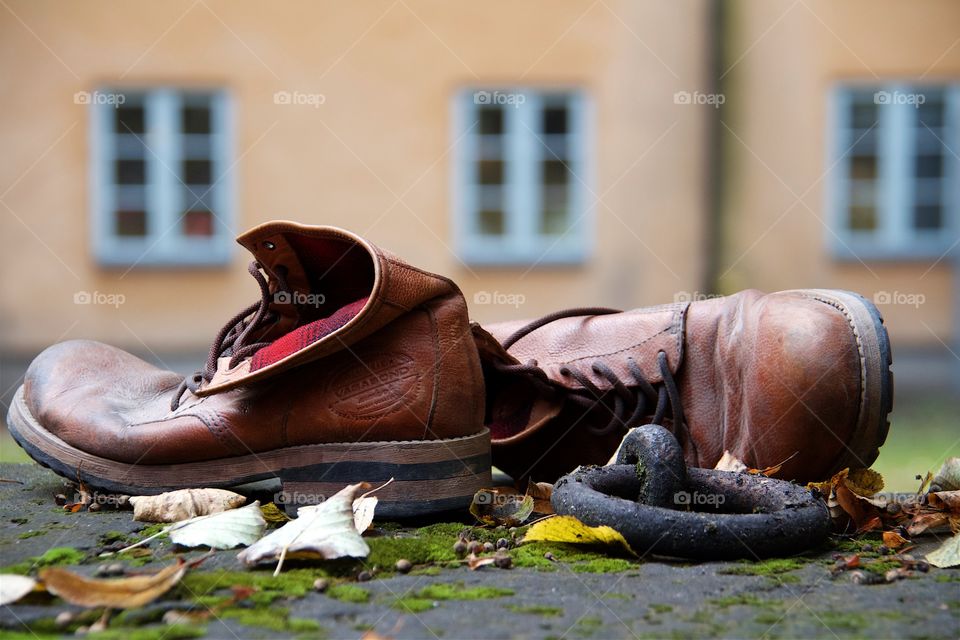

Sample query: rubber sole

[788,289,894,471]
[6,386,491,517]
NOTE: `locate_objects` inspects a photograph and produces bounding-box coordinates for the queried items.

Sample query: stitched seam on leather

[193,409,247,456]
[547,324,675,368]
[424,306,441,438]
[805,293,867,432]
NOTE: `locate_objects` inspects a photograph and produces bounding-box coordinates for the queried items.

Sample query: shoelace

[171,261,290,410]
[491,307,695,452]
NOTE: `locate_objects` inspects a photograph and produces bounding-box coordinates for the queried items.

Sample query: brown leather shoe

[8,222,490,516]
[477,289,892,484]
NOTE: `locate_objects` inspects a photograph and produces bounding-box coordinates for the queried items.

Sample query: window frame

[89,87,235,267]
[452,88,592,266]
[827,82,960,261]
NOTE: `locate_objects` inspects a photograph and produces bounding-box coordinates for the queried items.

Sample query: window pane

[183,159,212,184]
[914,205,942,230]
[182,105,211,134]
[542,159,569,185]
[115,104,145,134]
[848,205,876,231]
[541,186,568,236]
[115,159,145,184]
[916,93,945,128]
[543,106,568,134]
[850,155,877,180]
[182,209,214,236]
[915,154,943,179]
[478,107,503,135]
[115,210,147,237]
[850,100,878,129]
[478,209,504,235]
[478,160,504,185]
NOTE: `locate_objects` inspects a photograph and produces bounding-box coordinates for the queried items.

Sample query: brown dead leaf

[846,468,884,497]
[39,561,186,609]
[129,489,246,523]
[714,451,747,473]
[836,485,881,531]
[526,481,554,515]
[882,531,909,549]
[466,554,496,570]
[927,490,960,513]
[906,512,951,537]
[470,488,534,527]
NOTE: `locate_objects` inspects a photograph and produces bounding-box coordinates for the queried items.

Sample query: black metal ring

[552,425,831,559]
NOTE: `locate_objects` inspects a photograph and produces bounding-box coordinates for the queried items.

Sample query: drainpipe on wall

[701,0,724,295]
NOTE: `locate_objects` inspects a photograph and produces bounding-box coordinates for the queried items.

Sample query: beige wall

[721,0,960,347]
[0,0,710,354]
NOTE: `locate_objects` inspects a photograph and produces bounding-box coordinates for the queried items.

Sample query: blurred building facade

[0,0,957,390]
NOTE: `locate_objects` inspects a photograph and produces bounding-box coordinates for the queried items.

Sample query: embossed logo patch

[328,352,422,419]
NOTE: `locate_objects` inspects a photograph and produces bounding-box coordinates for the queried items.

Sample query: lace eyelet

[263,241,276,250]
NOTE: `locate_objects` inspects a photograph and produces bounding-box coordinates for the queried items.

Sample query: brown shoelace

[171,261,289,410]
[491,307,694,452]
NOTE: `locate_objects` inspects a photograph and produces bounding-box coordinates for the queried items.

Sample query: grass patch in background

[871,394,959,491]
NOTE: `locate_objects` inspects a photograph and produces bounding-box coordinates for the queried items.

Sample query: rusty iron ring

[551,425,831,559]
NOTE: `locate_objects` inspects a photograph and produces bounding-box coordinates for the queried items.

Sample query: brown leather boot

[477,289,892,484]
[8,222,490,516]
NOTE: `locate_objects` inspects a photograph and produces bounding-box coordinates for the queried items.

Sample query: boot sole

[787,289,893,471]
[6,386,491,517]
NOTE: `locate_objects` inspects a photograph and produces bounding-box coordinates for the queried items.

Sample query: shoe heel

[277,429,491,517]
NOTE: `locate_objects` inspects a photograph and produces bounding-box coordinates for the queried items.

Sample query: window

[453,90,589,264]
[91,89,233,266]
[829,84,959,259]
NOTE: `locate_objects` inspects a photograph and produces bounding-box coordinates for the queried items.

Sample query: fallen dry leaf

[169,502,266,549]
[129,488,246,523]
[931,457,960,492]
[259,502,290,524]
[526,481,555,515]
[906,512,951,537]
[522,515,637,557]
[470,488,534,527]
[466,554,496,570]
[927,490,960,513]
[237,483,371,573]
[882,531,909,549]
[39,561,186,609]
[714,450,748,473]
[0,574,37,605]
[926,532,960,568]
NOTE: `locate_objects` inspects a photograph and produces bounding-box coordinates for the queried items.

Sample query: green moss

[392,597,435,612]
[410,566,442,576]
[649,603,673,614]
[935,572,960,583]
[574,615,603,636]
[99,531,131,544]
[718,557,807,577]
[181,568,321,600]
[221,607,321,633]
[709,593,780,609]
[87,625,206,640]
[508,604,564,616]
[754,612,783,625]
[136,523,169,538]
[513,541,638,573]
[327,584,371,603]
[815,610,867,632]
[417,583,514,600]
[1,546,86,575]
[862,559,903,575]
[16,529,45,539]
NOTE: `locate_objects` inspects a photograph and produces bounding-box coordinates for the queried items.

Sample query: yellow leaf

[845,468,884,497]
[40,561,186,609]
[522,515,636,557]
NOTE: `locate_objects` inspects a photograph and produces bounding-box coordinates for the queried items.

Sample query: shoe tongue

[197,220,450,395]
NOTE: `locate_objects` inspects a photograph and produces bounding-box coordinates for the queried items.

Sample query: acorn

[357,570,373,582]
[483,542,495,553]
[395,559,412,573]
[313,578,329,592]
[453,540,468,556]
[494,551,512,569]
[496,537,510,549]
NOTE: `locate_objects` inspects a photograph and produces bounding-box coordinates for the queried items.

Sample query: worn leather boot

[8,222,490,516]
[477,289,892,484]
